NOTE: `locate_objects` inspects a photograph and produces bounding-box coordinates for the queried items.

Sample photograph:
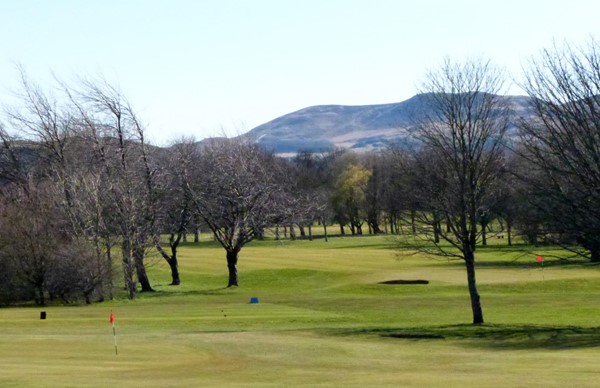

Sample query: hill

[241,94,534,153]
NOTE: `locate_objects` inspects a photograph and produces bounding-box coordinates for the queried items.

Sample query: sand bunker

[379,279,429,285]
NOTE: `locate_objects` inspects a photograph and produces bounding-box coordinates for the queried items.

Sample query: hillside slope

[242,94,533,153]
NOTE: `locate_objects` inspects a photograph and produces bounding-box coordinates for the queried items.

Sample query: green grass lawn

[1,235,600,387]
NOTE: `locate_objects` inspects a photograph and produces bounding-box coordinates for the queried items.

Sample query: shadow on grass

[324,242,399,250]
[137,287,232,298]
[420,257,595,270]
[334,324,600,350]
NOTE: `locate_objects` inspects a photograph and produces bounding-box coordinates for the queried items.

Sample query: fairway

[1,235,600,387]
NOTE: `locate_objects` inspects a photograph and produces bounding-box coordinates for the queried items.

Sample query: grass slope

[1,235,600,387]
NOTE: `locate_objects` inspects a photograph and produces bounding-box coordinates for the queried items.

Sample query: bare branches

[520,39,600,261]
[406,57,510,324]
[0,123,27,186]
[412,57,509,252]
[186,138,288,286]
[1,70,160,300]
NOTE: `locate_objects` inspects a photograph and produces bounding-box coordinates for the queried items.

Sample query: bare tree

[519,39,600,261]
[0,180,110,305]
[0,124,29,186]
[379,146,418,235]
[405,57,509,324]
[68,76,159,297]
[287,150,332,240]
[0,71,116,304]
[186,138,287,287]
[0,183,61,305]
[153,138,200,285]
[1,70,165,302]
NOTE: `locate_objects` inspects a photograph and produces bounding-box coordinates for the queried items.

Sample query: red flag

[109,310,115,325]
[536,256,544,262]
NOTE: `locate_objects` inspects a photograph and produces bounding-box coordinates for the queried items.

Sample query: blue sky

[1,0,599,144]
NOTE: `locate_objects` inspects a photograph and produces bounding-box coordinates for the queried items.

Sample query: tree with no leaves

[519,39,600,262]
[153,138,200,285]
[407,58,509,324]
[66,76,159,298]
[186,138,287,287]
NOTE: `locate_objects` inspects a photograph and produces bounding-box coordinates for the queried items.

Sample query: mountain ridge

[240,94,534,153]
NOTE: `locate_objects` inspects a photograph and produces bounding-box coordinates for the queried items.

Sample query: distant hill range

[240,94,534,154]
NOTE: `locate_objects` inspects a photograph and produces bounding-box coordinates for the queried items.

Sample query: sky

[1,0,600,145]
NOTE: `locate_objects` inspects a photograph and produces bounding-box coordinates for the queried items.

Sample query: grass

[1,234,600,386]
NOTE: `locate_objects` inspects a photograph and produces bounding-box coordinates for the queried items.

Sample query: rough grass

[1,234,600,387]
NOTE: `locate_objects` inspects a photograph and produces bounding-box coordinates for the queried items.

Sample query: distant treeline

[1,39,600,310]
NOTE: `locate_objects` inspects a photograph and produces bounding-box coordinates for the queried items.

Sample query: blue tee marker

[250,297,259,304]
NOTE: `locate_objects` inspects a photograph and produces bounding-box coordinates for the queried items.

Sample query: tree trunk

[121,240,136,299]
[255,227,265,240]
[103,237,114,300]
[275,225,280,240]
[194,227,200,243]
[35,285,45,306]
[308,224,313,241]
[376,222,383,234]
[156,238,182,285]
[133,244,154,292]
[433,222,440,244]
[299,225,306,238]
[92,236,105,301]
[168,258,181,285]
[481,221,488,246]
[588,240,600,262]
[324,223,328,242]
[226,250,239,287]
[136,263,154,292]
[372,222,381,234]
[464,250,484,324]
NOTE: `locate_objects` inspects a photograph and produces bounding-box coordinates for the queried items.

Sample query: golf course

[1,233,599,387]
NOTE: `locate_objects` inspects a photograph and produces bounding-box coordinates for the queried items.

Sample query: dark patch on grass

[379,279,429,285]
[326,243,398,250]
[334,324,600,350]
[136,287,232,299]
[383,333,444,339]
[475,259,593,269]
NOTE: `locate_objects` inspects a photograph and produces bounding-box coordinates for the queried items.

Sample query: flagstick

[541,259,544,281]
[110,310,118,355]
[112,323,118,355]
[536,256,545,281]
